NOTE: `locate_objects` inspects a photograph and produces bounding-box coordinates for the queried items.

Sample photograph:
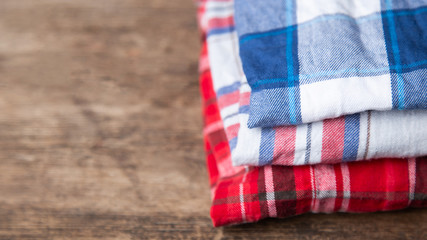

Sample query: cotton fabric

[198,0,427,227]
[203,0,427,166]
[200,38,427,227]
[234,0,427,127]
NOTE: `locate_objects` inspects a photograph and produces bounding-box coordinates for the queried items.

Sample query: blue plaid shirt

[235,0,427,127]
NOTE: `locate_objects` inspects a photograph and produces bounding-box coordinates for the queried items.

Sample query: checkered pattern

[199,0,427,227]
[234,0,427,127]
[200,37,427,227]
[203,0,427,166]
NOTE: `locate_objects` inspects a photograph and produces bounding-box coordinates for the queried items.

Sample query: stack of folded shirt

[198,0,427,227]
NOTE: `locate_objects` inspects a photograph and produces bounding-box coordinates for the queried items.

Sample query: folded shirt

[233,0,427,127]
[204,0,427,166]
[200,38,427,227]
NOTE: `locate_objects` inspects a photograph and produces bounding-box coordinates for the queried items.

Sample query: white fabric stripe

[264,166,277,217]
[206,0,233,10]
[308,121,323,164]
[206,8,233,19]
[239,167,249,222]
[369,110,427,159]
[207,31,235,43]
[232,114,261,166]
[222,114,239,129]
[239,185,245,221]
[240,77,251,93]
[299,74,393,124]
[340,164,351,212]
[356,112,368,160]
[293,124,308,165]
[310,166,316,211]
[232,76,261,165]
[408,158,416,204]
[205,1,233,20]
[208,33,240,91]
[220,103,240,126]
[296,0,381,24]
[220,102,239,117]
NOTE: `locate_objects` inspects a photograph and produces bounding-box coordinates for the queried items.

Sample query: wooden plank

[0,0,425,239]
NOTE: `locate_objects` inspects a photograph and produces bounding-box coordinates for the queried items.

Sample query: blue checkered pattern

[235,0,427,128]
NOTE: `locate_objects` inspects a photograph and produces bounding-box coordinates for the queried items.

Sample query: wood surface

[0,0,425,239]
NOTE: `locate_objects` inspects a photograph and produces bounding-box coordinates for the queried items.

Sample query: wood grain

[0,0,425,239]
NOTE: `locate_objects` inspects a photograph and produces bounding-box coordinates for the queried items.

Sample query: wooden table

[0,0,425,239]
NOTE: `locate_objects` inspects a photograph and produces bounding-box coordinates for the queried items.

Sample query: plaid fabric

[203,0,427,166]
[233,0,427,127]
[200,34,427,226]
[200,37,427,227]
[199,0,427,227]
[199,1,427,227]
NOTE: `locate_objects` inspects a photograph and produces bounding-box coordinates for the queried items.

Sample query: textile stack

[197,0,427,227]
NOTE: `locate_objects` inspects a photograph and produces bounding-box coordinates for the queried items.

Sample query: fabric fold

[198,0,427,227]
[233,0,427,127]
[200,38,427,227]
[203,0,427,167]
